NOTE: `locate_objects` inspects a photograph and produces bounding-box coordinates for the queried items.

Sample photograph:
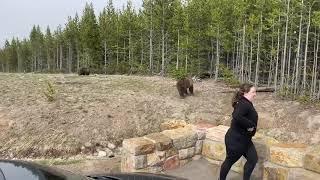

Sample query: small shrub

[219,64,240,86]
[169,68,188,80]
[43,81,56,102]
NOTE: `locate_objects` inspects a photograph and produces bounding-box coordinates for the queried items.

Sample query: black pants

[219,139,258,180]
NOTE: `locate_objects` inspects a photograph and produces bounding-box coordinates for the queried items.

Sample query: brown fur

[78,67,90,76]
[176,78,194,98]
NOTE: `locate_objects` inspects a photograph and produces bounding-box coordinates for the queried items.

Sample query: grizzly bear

[176,77,194,98]
[78,67,90,76]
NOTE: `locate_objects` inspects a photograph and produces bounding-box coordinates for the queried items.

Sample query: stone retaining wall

[121,124,206,173]
[121,123,320,179]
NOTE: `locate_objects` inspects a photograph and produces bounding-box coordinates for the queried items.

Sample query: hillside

[0,73,319,159]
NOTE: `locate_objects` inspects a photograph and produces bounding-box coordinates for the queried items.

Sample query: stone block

[122,137,155,155]
[163,155,180,170]
[160,119,187,131]
[303,145,320,173]
[206,125,229,142]
[178,147,195,160]
[263,162,290,180]
[166,148,179,158]
[145,133,173,151]
[288,168,320,180]
[202,139,226,161]
[195,140,203,155]
[121,154,147,172]
[147,153,164,167]
[269,143,307,168]
[161,128,197,150]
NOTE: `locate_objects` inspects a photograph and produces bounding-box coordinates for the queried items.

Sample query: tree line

[1,0,320,100]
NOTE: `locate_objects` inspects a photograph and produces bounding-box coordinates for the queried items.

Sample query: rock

[304,145,320,173]
[99,141,108,147]
[263,162,290,180]
[161,128,197,150]
[165,148,179,158]
[252,137,272,162]
[147,153,164,167]
[230,157,246,174]
[202,139,225,161]
[264,162,320,180]
[288,168,320,180]
[98,150,107,157]
[206,125,229,142]
[178,147,195,160]
[144,133,172,151]
[122,137,155,156]
[253,132,279,146]
[185,123,214,140]
[84,142,93,148]
[163,155,180,170]
[105,148,114,158]
[195,140,203,155]
[155,151,166,159]
[108,142,116,150]
[121,154,147,172]
[160,119,187,131]
[269,143,307,168]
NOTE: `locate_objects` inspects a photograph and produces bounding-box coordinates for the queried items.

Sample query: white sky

[0,0,142,48]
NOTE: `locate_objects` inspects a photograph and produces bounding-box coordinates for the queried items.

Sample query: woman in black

[219,83,258,180]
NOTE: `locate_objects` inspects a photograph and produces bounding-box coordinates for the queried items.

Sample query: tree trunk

[141,34,144,65]
[104,40,107,74]
[56,46,59,70]
[303,3,310,94]
[46,47,50,71]
[249,38,253,82]
[311,32,319,98]
[215,28,220,80]
[68,43,72,73]
[210,38,214,76]
[286,38,292,95]
[129,29,131,70]
[185,36,188,72]
[59,45,63,70]
[281,0,290,91]
[77,44,80,72]
[176,30,180,70]
[268,23,274,87]
[274,16,281,91]
[161,28,165,76]
[116,42,119,68]
[294,1,303,95]
[241,23,246,82]
[254,14,262,86]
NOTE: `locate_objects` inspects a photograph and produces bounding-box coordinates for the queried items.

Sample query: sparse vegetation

[169,68,188,80]
[43,80,57,102]
[219,64,240,86]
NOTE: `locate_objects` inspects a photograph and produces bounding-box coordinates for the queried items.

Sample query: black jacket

[230,96,258,138]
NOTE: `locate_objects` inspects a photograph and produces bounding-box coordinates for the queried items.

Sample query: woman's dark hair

[232,83,254,108]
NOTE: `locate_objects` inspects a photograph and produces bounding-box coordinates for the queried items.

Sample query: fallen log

[219,87,275,93]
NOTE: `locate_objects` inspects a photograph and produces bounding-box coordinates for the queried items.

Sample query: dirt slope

[0,73,319,158]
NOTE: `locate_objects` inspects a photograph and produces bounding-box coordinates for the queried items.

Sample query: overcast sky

[0,0,142,48]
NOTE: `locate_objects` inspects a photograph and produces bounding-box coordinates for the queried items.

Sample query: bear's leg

[178,87,186,98]
[184,88,188,95]
[189,85,194,95]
